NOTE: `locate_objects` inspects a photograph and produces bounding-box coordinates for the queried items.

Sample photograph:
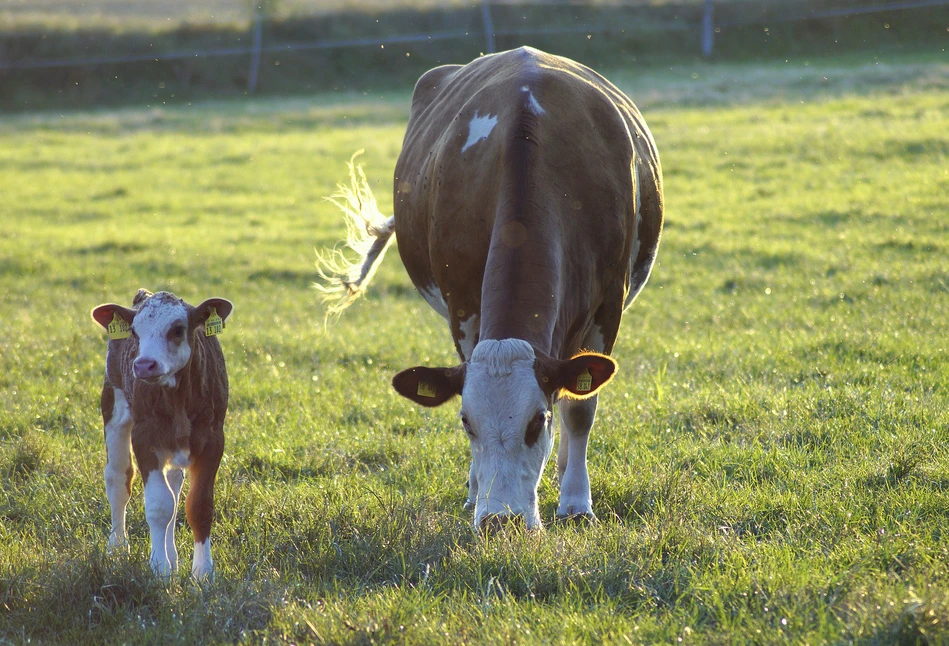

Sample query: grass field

[1,51,948,644]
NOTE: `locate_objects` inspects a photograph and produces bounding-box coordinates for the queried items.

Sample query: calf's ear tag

[108,313,131,340]
[205,307,224,337]
[576,370,593,392]
[417,381,437,398]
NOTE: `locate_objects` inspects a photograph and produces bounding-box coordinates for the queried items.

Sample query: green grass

[1,51,948,644]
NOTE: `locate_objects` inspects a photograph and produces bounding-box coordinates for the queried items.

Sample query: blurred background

[1,0,946,110]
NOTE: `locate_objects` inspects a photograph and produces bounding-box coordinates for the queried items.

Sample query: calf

[91,289,233,578]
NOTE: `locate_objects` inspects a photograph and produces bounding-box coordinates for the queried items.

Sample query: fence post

[701,0,714,59]
[248,6,263,93]
[481,0,496,54]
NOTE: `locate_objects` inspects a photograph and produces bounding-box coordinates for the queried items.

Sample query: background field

[1,50,948,643]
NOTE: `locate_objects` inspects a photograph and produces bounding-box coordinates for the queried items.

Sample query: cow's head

[92,291,233,388]
[393,338,616,531]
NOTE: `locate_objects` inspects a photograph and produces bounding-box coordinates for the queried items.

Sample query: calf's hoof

[555,511,598,525]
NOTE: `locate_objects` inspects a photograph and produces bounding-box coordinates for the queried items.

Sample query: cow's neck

[479,211,562,354]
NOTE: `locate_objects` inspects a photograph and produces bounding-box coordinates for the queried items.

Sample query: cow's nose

[479,513,525,535]
[133,357,161,379]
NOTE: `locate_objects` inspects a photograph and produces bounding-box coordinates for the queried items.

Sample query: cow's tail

[315,151,396,318]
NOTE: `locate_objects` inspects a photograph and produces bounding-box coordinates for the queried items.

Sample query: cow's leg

[556,395,598,520]
[186,438,223,580]
[164,467,185,572]
[557,320,614,521]
[103,387,134,551]
[142,468,177,578]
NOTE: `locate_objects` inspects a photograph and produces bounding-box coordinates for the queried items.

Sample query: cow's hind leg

[186,438,223,580]
[142,468,177,578]
[103,386,134,551]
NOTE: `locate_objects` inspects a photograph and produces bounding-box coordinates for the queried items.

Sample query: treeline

[1,0,946,110]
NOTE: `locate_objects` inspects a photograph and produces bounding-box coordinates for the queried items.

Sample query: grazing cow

[91,289,233,578]
[318,47,662,530]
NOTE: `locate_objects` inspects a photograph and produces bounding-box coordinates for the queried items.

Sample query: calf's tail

[315,151,396,318]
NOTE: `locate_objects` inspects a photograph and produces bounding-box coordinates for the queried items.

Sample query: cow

[91,289,233,578]
[317,46,663,530]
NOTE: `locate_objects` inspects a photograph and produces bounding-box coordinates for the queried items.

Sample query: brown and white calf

[318,47,663,530]
[91,289,233,578]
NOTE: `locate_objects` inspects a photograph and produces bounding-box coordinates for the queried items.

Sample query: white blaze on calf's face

[461,339,553,529]
[132,295,192,387]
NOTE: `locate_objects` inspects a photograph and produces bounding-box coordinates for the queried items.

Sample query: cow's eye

[169,325,186,341]
[525,410,549,447]
[461,414,475,438]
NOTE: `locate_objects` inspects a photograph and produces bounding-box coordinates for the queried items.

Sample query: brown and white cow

[318,47,662,530]
[91,289,233,578]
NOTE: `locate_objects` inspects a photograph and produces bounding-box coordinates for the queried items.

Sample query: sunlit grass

[0,51,947,643]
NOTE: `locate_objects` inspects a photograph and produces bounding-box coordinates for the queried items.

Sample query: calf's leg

[556,395,598,520]
[102,386,134,551]
[186,439,223,579]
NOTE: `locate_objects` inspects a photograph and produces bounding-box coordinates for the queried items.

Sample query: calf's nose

[133,357,161,379]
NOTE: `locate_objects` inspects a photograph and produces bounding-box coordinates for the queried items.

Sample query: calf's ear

[392,365,465,407]
[193,298,234,325]
[91,304,136,329]
[535,352,617,400]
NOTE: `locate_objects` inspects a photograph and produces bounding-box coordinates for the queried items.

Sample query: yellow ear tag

[205,307,224,337]
[417,381,437,398]
[576,370,593,392]
[107,313,131,340]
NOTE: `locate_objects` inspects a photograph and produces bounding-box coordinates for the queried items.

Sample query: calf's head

[93,290,233,388]
[393,338,616,531]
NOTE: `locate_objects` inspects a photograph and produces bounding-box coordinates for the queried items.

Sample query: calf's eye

[169,325,186,341]
[524,410,549,448]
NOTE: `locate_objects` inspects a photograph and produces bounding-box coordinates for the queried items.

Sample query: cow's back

[393,47,662,357]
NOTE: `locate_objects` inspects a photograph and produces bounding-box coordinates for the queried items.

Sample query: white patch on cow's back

[521,86,545,115]
[461,111,498,153]
[418,283,449,319]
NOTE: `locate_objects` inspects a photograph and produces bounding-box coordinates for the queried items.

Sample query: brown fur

[98,292,229,544]
[393,47,663,364]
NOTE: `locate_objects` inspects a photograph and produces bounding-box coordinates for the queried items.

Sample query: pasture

[1,52,948,643]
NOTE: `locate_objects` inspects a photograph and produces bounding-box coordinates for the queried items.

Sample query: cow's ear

[91,304,135,330]
[193,298,234,324]
[535,352,617,400]
[392,365,465,407]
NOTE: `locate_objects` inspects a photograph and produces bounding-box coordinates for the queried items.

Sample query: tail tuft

[315,151,396,319]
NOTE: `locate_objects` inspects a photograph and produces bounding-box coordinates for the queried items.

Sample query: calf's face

[393,339,616,531]
[93,292,233,388]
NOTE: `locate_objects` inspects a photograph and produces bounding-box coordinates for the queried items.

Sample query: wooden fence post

[481,0,496,53]
[248,6,263,93]
[701,0,714,59]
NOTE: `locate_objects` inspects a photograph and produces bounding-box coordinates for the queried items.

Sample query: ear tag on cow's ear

[417,381,437,398]
[205,308,224,337]
[576,370,593,393]
[107,313,131,340]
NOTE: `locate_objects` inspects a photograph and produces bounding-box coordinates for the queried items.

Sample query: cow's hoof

[463,498,476,511]
[555,511,598,525]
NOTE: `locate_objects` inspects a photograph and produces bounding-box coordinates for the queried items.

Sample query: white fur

[144,470,177,578]
[630,163,642,272]
[521,86,546,115]
[132,297,191,387]
[165,468,184,571]
[418,283,449,319]
[192,539,213,580]
[462,339,553,529]
[461,111,499,153]
[104,388,133,551]
[457,315,480,361]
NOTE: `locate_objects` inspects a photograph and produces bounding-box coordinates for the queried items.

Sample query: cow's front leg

[556,395,598,521]
[165,467,185,572]
[103,388,133,551]
[142,468,177,578]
